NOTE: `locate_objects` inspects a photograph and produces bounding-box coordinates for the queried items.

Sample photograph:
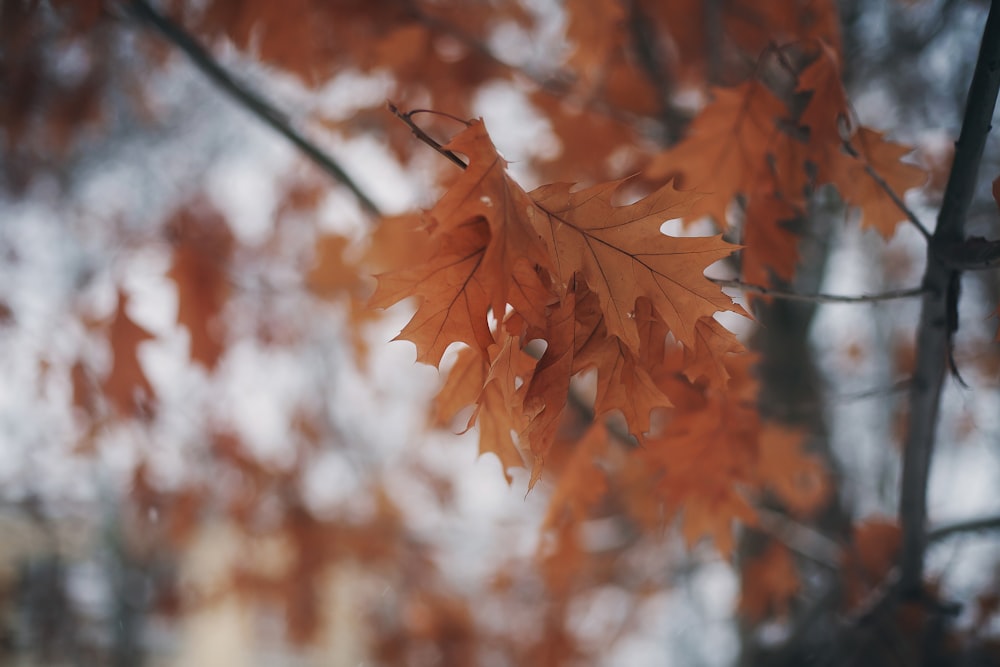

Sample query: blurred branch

[625,0,685,143]
[703,0,724,84]
[124,0,383,217]
[755,507,841,568]
[928,514,1000,543]
[937,236,1000,270]
[898,1,1000,594]
[711,278,926,303]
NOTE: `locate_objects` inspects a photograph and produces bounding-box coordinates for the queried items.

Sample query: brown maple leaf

[529,178,744,351]
[432,331,536,483]
[103,291,155,416]
[739,542,800,620]
[756,423,829,517]
[371,217,495,366]
[167,204,234,369]
[474,331,537,482]
[831,127,926,238]
[645,82,788,227]
[541,423,609,528]
[682,316,747,387]
[431,121,556,330]
[797,42,851,148]
[563,0,625,94]
[570,289,672,439]
[376,120,741,363]
[842,518,901,609]
[741,189,804,288]
[306,234,358,297]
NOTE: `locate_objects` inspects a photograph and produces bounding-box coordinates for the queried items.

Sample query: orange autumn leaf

[306,231,383,359]
[366,213,435,274]
[432,345,488,429]
[842,517,902,608]
[741,190,804,289]
[682,316,747,387]
[375,120,742,365]
[430,122,557,331]
[645,81,788,227]
[473,331,537,482]
[831,127,926,239]
[739,542,800,620]
[371,216,496,366]
[797,42,851,147]
[570,290,672,440]
[433,330,537,483]
[563,0,624,93]
[529,178,744,352]
[756,424,830,516]
[306,234,359,297]
[541,423,609,528]
[679,488,758,557]
[522,290,578,466]
[641,391,761,556]
[103,291,155,416]
[167,204,234,369]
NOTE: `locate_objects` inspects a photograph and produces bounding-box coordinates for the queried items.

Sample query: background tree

[1,0,999,665]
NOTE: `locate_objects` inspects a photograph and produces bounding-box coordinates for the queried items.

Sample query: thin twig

[937,236,1000,270]
[928,514,1000,544]
[711,278,926,304]
[754,507,842,568]
[125,0,382,217]
[831,378,912,404]
[387,102,468,169]
[898,0,1000,594]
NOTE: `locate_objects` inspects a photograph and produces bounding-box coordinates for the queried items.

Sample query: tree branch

[937,236,1000,270]
[898,0,1000,594]
[928,514,1000,543]
[711,278,926,303]
[125,0,383,217]
[624,0,685,143]
[754,507,841,568]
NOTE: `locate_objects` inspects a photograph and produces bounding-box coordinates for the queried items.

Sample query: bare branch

[898,1,1000,594]
[754,507,842,568]
[929,514,1000,544]
[125,0,383,217]
[937,236,1000,270]
[710,278,926,303]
